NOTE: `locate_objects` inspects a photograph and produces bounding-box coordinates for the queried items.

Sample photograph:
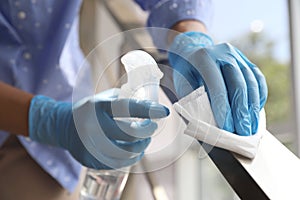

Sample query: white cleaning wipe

[173,86,266,159]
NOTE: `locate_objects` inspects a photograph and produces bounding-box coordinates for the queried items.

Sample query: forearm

[169,20,208,44]
[0,81,33,136]
[172,20,207,33]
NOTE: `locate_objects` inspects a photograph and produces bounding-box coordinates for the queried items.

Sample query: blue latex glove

[169,32,268,136]
[29,89,169,169]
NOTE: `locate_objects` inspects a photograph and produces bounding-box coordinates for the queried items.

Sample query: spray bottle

[80,50,163,200]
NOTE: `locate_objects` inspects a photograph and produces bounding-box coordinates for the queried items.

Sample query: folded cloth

[173,86,266,159]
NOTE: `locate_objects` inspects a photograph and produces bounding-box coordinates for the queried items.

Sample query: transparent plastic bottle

[79,167,130,200]
[79,50,163,200]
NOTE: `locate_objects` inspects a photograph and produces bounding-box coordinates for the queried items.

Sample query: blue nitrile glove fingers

[97,99,169,119]
[189,48,235,133]
[57,116,146,170]
[63,126,146,170]
[103,119,158,141]
[231,47,260,133]
[234,47,268,109]
[169,32,268,136]
[219,62,252,136]
[206,43,261,134]
[111,138,151,153]
[29,91,169,169]
[62,110,149,169]
[204,43,253,135]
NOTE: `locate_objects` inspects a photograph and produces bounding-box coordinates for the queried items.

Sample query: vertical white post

[289,0,300,156]
[175,148,202,200]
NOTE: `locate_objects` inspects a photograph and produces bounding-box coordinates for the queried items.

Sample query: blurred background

[78,0,297,199]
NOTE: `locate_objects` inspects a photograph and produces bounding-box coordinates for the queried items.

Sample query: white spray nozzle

[119,50,163,101]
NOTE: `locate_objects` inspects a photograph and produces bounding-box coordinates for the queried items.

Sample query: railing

[82,0,300,199]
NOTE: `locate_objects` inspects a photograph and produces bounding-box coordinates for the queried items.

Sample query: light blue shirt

[0,0,212,192]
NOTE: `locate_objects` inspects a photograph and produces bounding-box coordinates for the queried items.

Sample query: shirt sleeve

[134,0,213,49]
